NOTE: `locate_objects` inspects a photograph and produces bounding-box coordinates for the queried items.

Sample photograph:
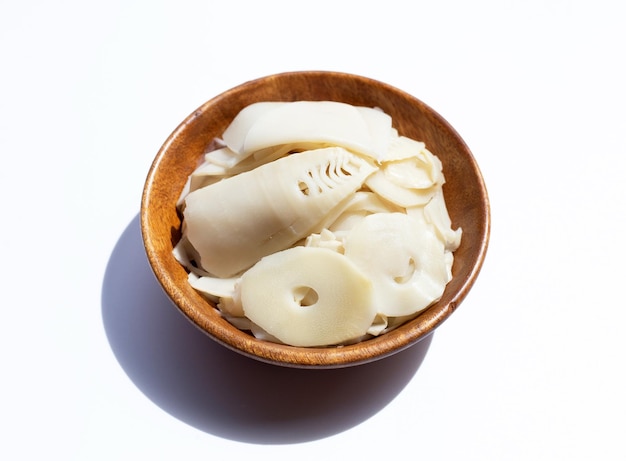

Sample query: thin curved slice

[365,148,444,207]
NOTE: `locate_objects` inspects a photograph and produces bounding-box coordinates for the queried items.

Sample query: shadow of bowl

[102,215,433,443]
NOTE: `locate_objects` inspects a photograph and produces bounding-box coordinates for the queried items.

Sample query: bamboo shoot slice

[183,147,377,277]
[240,246,375,347]
[222,101,394,161]
[343,212,449,317]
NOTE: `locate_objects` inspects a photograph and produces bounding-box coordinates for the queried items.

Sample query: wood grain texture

[141,71,490,368]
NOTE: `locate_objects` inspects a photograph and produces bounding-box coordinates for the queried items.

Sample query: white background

[2,1,625,459]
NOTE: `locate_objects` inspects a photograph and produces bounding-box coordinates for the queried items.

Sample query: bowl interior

[141,71,490,368]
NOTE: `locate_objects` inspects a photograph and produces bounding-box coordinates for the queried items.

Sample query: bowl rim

[141,70,490,368]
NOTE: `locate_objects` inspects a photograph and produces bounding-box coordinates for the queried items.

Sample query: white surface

[2,1,625,459]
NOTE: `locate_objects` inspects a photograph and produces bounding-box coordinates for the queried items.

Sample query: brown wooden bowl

[141,71,490,368]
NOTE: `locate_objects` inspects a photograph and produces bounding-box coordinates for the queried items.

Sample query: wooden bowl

[141,71,490,368]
